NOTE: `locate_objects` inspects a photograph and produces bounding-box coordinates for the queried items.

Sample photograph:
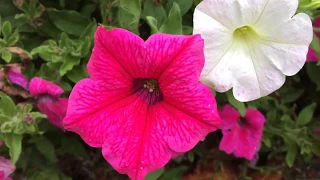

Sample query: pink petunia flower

[63,27,220,180]
[219,105,265,160]
[29,77,68,130]
[314,17,320,38]
[6,64,29,90]
[0,142,15,180]
[307,48,318,62]
[307,17,320,62]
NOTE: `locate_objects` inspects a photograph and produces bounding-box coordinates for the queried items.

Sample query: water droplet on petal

[125,163,129,167]
[140,167,143,170]
[141,161,144,164]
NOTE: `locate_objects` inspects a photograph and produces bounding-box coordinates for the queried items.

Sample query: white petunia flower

[193,0,313,102]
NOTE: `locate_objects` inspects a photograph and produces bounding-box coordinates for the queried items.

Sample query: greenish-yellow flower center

[233,26,258,42]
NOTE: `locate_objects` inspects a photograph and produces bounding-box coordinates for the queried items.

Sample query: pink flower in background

[219,105,265,160]
[6,64,28,90]
[0,142,15,180]
[63,27,220,180]
[307,17,320,62]
[314,17,320,38]
[29,77,68,130]
[307,48,318,62]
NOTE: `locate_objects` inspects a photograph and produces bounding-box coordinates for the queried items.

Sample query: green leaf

[182,26,193,35]
[66,65,88,83]
[160,2,182,34]
[165,0,193,16]
[142,0,166,27]
[59,54,81,76]
[146,16,159,34]
[297,103,317,126]
[47,10,91,36]
[2,21,12,41]
[79,21,97,41]
[1,50,12,62]
[7,29,19,46]
[33,137,57,163]
[118,0,141,34]
[145,168,165,180]
[187,151,195,162]
[226,91,246,116]
[80,3,97,17]
[285,140,297,167]
[31,45,54,61]
[161,166,188,180]
[262,136,271,148]
[280,87,304,104]
[306,63,320,90]
[79,37,92,56]
[0,92,16,117]
[0,114,10,124]
[5,133,22,164]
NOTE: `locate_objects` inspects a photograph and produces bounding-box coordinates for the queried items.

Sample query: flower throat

[132,78,163,105]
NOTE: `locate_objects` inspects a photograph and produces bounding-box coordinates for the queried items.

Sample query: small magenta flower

[219,105,265,160]
[307,17,320,63]
[63,27,220,180]
[0,142,15,180]
[29,77,68,130]
[6,64,28,90]
[307,48,318,62]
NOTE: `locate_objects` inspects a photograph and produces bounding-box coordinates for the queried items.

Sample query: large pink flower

[219,105,265,160]
[63,27,220,179]
[29,77,68,130]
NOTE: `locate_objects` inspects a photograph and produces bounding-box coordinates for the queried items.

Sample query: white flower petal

[205,39,286,102]
[193,8,233,78]
[255,13,312,45]
[195,0,269,30]
[254,0,298,29]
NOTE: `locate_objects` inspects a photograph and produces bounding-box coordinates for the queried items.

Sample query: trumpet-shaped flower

[63,27,220,180]
[193,0,313,102]
[219,105,265,160]
[29,77,68,130]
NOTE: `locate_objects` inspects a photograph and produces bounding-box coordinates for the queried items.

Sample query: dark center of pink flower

[237,117,249,128]
[132,78,163,105]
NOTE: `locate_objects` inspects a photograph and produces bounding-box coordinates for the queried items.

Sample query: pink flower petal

[145,34,204,85]
[64,27,220,179]
[38,98,68,130]
[0,141,2,147]
[314,17,320,38]
[29,77,63,97]
[307,48,318,62]
[64,78,132,147]
[218,104,239,130]
[87,27,144,84]
[219,106,265,160]
[7,68,28,90]
[0,157,15,179]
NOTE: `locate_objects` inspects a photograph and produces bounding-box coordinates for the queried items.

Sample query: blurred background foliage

[0,0,320,179]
